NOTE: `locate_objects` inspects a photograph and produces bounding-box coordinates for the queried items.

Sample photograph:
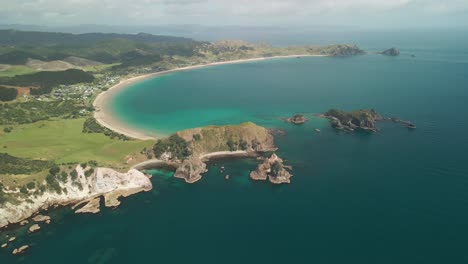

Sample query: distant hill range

[0,29,193,47]
[0,29,366,90]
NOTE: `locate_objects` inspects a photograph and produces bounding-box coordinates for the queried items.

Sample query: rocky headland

[150,122,278,183]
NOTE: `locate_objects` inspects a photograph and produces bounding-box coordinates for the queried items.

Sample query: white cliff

[0,166,152,229]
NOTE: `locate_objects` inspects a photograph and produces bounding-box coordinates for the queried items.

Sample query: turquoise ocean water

[2,34,468,263]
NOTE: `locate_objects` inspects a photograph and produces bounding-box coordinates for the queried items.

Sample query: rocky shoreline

[0,166,152,230]
[148,122,280,184]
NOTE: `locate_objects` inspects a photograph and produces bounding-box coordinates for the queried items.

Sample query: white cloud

[0,0,466,27]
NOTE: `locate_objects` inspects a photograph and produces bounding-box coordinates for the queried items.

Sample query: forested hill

[0,30,194,47]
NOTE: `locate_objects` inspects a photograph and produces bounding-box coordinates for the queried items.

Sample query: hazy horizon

[1,0,467,30]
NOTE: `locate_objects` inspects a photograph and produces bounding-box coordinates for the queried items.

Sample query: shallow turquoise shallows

[2,41,468,264]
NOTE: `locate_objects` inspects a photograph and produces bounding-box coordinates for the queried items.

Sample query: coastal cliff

[152,122,277,183]
[0,166,152,229]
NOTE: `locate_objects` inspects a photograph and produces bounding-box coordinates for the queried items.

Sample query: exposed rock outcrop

[32,214,50,223]
[286,114,308,125]
[0,167,152,229]
[12,245,29,255]
[75,197,101,214]
[28,224,40,233]
[174,157,207,183]
[250,154,293,184]
[379,48,400,56]
[388,117,417,129]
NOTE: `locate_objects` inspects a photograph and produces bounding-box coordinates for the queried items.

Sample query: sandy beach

[93,54,325,140]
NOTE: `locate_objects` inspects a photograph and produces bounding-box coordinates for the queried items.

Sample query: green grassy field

[84,63,120,72]
[0,65,37,77]
[0,118,154,169]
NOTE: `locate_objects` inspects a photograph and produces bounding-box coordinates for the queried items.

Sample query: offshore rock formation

[152,122,277,183]
[28,224,40,233]
[0,166,152,229]
[32,214,50,223]
[286,114,308,125]
[387,117,417,129]
[12,245,30,255]
[324,44,366,57]
[322,109,416,132]
[379,48,400,56]
[250,154,293,184]
[323,109,383,132]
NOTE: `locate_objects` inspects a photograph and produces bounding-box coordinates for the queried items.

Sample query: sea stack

[250,154,292,184]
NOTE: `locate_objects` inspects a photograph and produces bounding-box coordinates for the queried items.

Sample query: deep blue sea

[2,31,468,263]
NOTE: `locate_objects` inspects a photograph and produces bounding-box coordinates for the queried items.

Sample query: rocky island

[321,109,416,132]
[285,114,308,125]
[322,109,383,132]
[379,48,400,56]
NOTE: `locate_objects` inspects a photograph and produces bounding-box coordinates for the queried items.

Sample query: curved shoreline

[93,54,326,140]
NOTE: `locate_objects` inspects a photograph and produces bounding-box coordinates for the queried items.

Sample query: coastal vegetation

[0,100,89,125]
[0,69,94,90]
[0,153,53,175]
[153,134,191,160]
[177,122,276,156]
[0,86,18,101]
[82,117,130,141]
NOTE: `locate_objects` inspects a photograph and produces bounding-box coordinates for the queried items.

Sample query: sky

[0,0,467,29]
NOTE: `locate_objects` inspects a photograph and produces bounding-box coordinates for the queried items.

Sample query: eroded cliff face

[0,166,152,229]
